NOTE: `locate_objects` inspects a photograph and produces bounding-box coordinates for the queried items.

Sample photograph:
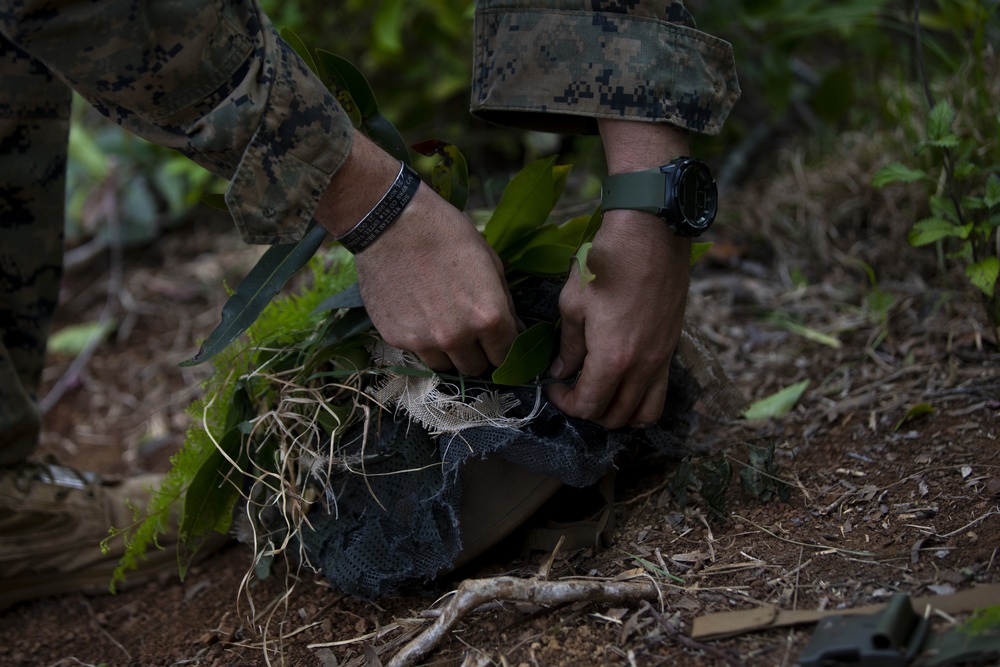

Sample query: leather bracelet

[335,161,420,254]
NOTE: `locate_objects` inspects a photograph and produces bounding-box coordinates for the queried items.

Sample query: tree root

[387,575,661,667]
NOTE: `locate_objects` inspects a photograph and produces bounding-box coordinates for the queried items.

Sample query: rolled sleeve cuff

[472,6,740,136]
[226,27,354,245]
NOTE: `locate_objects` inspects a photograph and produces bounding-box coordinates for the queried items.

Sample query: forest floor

[1,132,998,667]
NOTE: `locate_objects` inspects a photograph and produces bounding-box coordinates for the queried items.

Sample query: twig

[641,601,748,667]
[733,514,876,557]
[935,506,999,540]
[386,575,660,667]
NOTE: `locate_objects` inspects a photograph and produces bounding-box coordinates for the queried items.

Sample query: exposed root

[387,574,662,667]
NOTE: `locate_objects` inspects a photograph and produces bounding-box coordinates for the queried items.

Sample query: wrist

[314,131,400,238]
[598,119,690,175]
[335,162,420,254]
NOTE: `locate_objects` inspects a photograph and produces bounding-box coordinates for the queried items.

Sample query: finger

[620,375,669,429]
[478,310,520,369]
[550,357,620,425]
[549,315,586,380]
[415,348,455,373]
[447,342,492,378]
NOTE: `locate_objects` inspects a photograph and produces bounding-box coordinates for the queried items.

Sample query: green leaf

[872,162,927,187]
[313,282,364,312]
[894,402,934,432]
[181,224,327,366]
[690,242,713,266]
[768,313,842,349]
[580,208,603,244]
[925,135,961,149]
[361,113,410,165]
[314,50,379,119]
[966,257,1000,297]
[574,242,596,290]
[483,156,560,258]
[47,319,117,355]
[512,243,578,276]
[201,192,229,213]
[67,124,109,180]
[279,27,318,75]
[742,379,809,421]
[411,139,469,211]
[927,99,956,144]
[908,218,971,246]
[985,174,1000,209]
[372,0,404,54]
[314,51,409,162]
[491,321,556,386]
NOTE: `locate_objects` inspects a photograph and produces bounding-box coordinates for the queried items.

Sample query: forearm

[597,119,693,274]
[0,0,353,244]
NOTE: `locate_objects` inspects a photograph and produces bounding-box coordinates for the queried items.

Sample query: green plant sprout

[873,1,1000,340]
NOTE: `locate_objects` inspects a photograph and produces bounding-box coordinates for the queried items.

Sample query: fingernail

[549,359,564,378]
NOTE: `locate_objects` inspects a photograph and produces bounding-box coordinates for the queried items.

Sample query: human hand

[545,213,690,429]
[315,132,519,376]
[545,118,693,429]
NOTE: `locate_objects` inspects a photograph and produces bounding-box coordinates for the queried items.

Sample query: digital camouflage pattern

[0,0,738,457]
[473,0,740,135]
[0,37,69,462]
[0,0,354,246]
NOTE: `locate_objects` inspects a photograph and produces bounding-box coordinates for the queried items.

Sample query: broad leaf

[492,321,556,386]
[872,162,927,187]
[313,281,364,312]
[314,50,379,119]
[927,100,956,144]
[690,242,713,266]
[574,242,596,290]
[742,379,809,420]
[200,193,228,211]
[314,50,409,163]
[362,113,410,165]
[512,243,578,276]
[985,174,1000,209]
[506,214,592,272]
[412,139,469,211]
[484,156,560,258]
[966,257,1000,297]
[907,217,971,246]
[894,402,934,432]
[372,0,405,54]
[48,319,117,355]
[279,27,319,75]
[181,224,328,366]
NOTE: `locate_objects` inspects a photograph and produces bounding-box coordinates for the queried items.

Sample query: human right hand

[314,132,519,376]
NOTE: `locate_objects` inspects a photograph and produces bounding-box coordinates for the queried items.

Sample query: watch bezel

[659,158,718,237]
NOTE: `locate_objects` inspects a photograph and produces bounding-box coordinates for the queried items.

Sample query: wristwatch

[600,157,718,237]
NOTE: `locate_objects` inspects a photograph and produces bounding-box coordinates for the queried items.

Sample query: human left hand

[545,118,693,429]
[545,210,690,429]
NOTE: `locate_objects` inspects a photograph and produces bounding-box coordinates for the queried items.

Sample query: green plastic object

[799,593,930,667]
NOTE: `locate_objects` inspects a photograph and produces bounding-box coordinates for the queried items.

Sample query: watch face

[675,161,718,231]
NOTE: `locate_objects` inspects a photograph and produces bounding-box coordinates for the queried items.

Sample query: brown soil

[2,142,998,667]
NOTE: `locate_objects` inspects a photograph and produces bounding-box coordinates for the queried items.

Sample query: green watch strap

[600,167,667,215]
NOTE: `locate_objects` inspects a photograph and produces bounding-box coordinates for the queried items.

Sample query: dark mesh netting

[297,279,705,599]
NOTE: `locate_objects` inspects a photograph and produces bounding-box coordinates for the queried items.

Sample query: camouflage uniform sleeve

[0,0,352,244]
[472,0,740,135]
